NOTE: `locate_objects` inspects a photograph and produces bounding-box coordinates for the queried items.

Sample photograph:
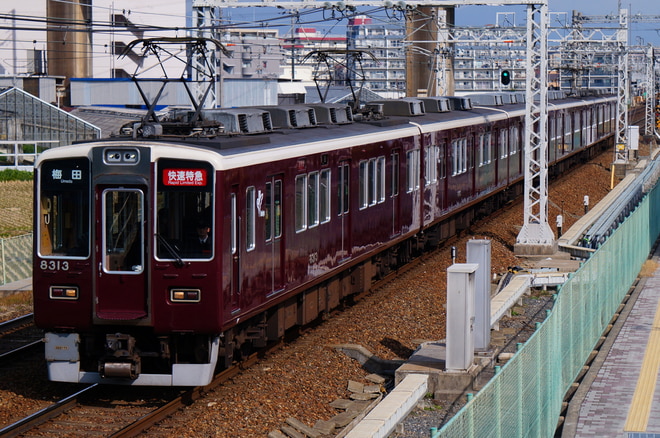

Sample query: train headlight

[104,148,139,164]
[49,286,79,300]
[170,288,201,303]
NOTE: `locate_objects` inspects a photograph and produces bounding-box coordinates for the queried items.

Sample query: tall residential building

[347,16,406,98]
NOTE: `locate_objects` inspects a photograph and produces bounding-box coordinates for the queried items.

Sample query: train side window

[274,180,282,238]
[376,156,385,203]
[573,112,581,149]
[451,140,467,176]
[295,174,307,232]
[359,160,367,209]
[338,163,350,216]
[308,171,319,228]
[391,152,399,197]
[265,182,272,241]
[368,159,376,206]
[246,187,255,251]
[479,132,493,166]
[265,180,283,241]
[406,149,420,192]
[510,126,519,155]
[499,129,508,159]
[231,193,237,254]
[438,143,447,180]
[320,169,331,224]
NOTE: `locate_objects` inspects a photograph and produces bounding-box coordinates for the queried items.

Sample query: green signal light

[501,70,511,86]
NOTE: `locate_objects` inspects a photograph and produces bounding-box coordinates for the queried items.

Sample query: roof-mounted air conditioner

[367,98,426,116]
[258,105,317,129]
[201,108,273,134]
[308,104,353,125]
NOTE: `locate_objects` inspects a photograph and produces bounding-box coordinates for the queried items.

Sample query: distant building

[346,16,406,98]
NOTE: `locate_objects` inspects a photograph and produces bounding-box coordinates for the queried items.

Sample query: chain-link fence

[0,233,33,285]
[434,173,660,437]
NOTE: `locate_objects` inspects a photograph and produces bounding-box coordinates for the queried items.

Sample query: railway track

[0,313,42,363]
[0,141,640,436]
[0,341,277,437]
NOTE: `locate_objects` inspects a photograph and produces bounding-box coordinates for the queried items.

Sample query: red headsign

[163,169,207,187]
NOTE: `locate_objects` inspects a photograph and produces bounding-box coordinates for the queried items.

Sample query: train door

[265,175,284,294]
[230,186,240,312]
[95,186,148,320]
[338,161,352,261]
[391,151,401,237]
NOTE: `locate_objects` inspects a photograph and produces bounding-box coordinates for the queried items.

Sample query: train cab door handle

[98,262,102,277]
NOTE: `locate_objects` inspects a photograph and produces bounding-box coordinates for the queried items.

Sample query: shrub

[0,169,33,182]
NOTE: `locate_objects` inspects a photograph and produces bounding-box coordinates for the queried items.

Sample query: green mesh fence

[0,233,33,285]
[434,178,660,438]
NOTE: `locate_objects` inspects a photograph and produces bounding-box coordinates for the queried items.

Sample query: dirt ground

[0,180,33,238]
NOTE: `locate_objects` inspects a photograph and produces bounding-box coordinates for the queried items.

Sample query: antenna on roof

[302,49,377,114]
[118,37,229,138]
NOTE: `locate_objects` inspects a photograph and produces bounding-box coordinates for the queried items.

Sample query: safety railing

[0,233,33,285]
[0,141,59,171]
[433,171,660,437]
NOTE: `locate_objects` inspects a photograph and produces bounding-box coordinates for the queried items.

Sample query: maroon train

[34,92,617,385]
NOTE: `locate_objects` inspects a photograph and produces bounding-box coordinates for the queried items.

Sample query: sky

[223,0,660,46]
[455,0,660,45]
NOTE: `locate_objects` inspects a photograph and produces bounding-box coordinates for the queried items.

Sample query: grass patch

[0,290,33,320]
[0,169,33,182]
[0,290,32,307]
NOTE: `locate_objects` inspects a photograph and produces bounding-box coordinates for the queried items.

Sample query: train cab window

[156,159,214,261]
[103,189,144,273]
[38,158,90,258]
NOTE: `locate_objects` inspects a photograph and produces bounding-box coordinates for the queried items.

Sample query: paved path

[564,249,660,438]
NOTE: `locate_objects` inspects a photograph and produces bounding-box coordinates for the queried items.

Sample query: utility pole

[514,2,554,255]
[193,0,552,253]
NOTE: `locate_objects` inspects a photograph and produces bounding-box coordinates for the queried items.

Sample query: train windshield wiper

[155,234,185,268]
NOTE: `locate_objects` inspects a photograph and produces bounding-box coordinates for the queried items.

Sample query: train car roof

[36,94,615,172]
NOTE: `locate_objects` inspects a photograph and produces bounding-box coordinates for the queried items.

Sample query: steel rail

[0,339,42,362]
[0,384,98,438]
[0,313,34,335]
[109,351,264,437]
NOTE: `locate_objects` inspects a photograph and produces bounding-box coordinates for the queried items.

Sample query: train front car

[33,143,222,386]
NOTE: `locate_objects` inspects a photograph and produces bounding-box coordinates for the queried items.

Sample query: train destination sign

[163,168,207,187]
[41,158,89,188]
